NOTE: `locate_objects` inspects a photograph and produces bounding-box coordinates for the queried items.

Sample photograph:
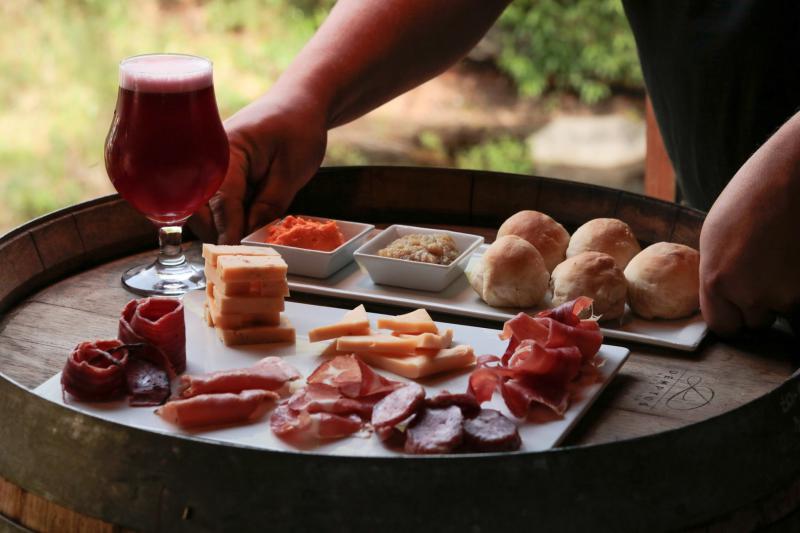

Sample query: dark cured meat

[463,409,521,452]
[371,383,425,429]
[178,356,301,398]
[307,355,401,398]
[119,297,186,373]
[156,389,278,428]
[62,340,128,401]
[405,406,464,454]
[424,390,481,418]
[126,356,170,406]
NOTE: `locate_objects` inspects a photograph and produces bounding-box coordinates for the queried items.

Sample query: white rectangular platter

[288,244,708,351]
[34,290,628,456]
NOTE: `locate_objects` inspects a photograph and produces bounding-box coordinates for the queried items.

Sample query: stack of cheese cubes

[202,244,295,346]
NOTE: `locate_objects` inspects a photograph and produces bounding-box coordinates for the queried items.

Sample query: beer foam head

[119,54,213,93]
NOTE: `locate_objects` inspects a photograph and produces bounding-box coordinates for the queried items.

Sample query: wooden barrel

[0,166,798,532]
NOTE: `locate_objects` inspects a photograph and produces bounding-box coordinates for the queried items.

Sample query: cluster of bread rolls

[467,210,700,321]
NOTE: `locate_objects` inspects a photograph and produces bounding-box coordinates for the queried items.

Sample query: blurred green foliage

[495,0,641,103]
[455,136,533,175]
[0,0,641,232]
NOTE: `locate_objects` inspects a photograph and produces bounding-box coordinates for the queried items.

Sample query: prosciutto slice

[62,340,129,402]
[270,403,363,440]
[272,355,403,442]
[178,356,301,398]
[156,389,278,429]
[467,297,603,418]
[287,383,375,418]
[62,340,171,406]
[307,355,402,398]
[119,297,186,373]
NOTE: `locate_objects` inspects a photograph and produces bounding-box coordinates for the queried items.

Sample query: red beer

[105,54,228,226]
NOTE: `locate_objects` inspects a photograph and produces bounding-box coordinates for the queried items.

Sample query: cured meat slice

[287,384,375,418]
[537,296,593,325]
[156,389,278,428]
[463,409,521,452]
[270,403,363,440]
[500,312,601,362]
[178,356,301,398]
[62,340,128,402]
[507,341,582,381]
[425,390,481,418]
[119,297,186,373]
[126,356,170,406]
[371,383,425,430]
[307,355,401,398]
[405,406,464,454]
[501,377,570,417]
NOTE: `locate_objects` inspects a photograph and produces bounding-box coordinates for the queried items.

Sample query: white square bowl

[242,216,375,278]
[353,225,484,292]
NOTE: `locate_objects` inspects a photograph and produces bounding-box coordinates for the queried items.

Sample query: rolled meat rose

[61,339,129,402]
[119,297,186,373]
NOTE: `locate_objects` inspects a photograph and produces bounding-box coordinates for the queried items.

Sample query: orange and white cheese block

[376,308,438,334]
[335,334,420,356]
[356,345,476,379]
[395,329,454,350]
[216,255,287,283]
[202,244,294,346]
[215,317,296,346]
[307,304,371,343]
[202,244,280,269]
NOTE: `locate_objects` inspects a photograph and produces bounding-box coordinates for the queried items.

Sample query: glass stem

[158,226,186,267]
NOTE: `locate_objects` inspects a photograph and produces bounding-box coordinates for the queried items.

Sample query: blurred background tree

[0,0,643,233]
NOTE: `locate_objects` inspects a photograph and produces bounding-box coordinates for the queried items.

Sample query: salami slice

[119,297,186,373]
[463,409,521,452]
[61,340,128,401]
[178,356,301,398]
[371,383,425,430]
[405,406,464,454]
[425,390,481,418]
[156,389,278,428]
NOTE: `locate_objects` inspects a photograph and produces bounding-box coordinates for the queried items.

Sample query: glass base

[122,257,205,296]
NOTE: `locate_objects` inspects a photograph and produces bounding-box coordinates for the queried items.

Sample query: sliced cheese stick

[356,345,475,379]
[307,305,371,343]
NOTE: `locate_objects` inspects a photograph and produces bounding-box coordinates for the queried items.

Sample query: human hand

[699,116,800,336]
[189,89,328,244]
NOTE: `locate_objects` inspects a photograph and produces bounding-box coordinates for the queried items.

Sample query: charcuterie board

[287,243,708,352]
[34,290,629,455]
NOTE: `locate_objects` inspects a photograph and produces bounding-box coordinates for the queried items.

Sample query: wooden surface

[0,170,798,532]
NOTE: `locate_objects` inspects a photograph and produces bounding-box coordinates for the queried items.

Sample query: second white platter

[287,243,708,351]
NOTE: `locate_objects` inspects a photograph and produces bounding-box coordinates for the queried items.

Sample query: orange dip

[265,216,345,252]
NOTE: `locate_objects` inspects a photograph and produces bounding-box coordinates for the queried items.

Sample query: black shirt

[623,0,800,210]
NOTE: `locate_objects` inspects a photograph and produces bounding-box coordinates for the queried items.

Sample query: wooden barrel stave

[0,166,796,531]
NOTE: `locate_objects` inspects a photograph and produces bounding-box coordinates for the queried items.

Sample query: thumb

[210,150,247,244]
[247,162,301,233]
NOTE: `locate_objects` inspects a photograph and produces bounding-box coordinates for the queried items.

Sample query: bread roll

[624,242,700,319]
[567,218,641,269]
[550,251,627,321]
[467,235,549,308]
[497,210,569,272]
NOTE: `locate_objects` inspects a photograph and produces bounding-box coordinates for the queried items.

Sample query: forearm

[270,0,510,128]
